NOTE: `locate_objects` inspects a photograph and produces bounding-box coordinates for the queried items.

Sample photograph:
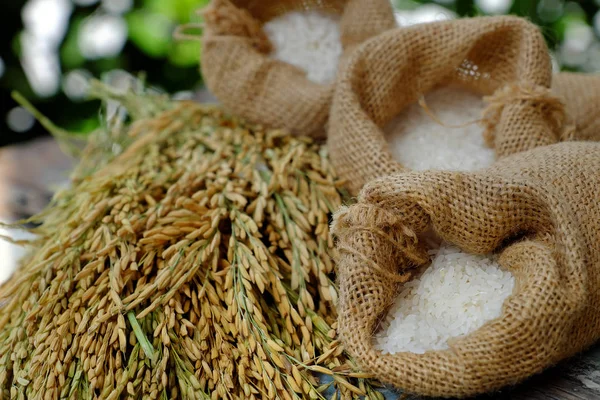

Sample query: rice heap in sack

[328,15,572,194]
[332,141,600,398]
[0,85,383,400]
[200,0,398,138]
[553,72,600,142]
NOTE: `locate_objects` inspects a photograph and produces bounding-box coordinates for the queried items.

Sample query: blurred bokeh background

[1,0,599,147]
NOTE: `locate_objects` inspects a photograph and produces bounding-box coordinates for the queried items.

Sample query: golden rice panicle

[0,87,377,399]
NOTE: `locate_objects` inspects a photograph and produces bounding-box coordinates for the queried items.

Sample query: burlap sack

[328,16,572,195]
[200,0,397,138]
[553,72,600,142]
[331,142,600,398]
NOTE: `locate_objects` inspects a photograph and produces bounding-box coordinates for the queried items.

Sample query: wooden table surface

[1,136,599,400]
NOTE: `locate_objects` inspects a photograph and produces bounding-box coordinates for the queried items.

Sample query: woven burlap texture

[553,72,600,142]
[200,0,397,139]
[331,142,600,398]
[328,16,572,195]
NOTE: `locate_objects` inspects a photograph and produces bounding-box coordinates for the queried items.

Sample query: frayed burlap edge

[331,142,600,397]
[201,0,398,139]
[327,16,572,195]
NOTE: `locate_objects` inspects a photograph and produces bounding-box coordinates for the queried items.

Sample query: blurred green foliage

[1,0,599,146]
[395,0,600,50]
[1,0,208,146]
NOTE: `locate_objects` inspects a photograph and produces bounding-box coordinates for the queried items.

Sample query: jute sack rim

[201,0,398,138]
[201,34,334,132]
[328,15,570,195]
[332,144,592,397]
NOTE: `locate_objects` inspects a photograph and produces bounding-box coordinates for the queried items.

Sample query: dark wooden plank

[0,136,73,221]
[504,346,600,400]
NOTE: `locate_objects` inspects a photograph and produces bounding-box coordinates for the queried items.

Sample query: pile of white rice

[374,242,515,354]
[385,86,496,171]
[263,10,342,84]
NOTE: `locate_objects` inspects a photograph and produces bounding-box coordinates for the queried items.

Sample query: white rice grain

[263,10,342,84]
[385,86,495,171]
[374,242,514,354]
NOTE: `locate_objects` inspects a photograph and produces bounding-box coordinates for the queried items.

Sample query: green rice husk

[0,84,383,400]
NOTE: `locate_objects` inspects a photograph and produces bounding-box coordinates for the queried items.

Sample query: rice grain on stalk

[0,85,377,400]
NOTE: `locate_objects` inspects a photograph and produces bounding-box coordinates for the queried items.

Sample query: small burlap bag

[328,16,572,195]
[331,142,600,398]
[200,0,397,138]
[553,72,600,142]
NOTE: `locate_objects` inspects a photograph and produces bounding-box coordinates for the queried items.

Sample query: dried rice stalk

[0,84,381,400]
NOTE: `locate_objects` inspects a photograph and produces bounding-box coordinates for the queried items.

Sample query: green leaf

[143,0,179,20]
[61,19,86,69]
[127,10,174,58]
[144,0,209,22]
[127,312,156,363]
[64,116,100,134]
[175,0,210,22]
[168,40,201,67]
[12,32,23,58]
[94,57,122,71]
